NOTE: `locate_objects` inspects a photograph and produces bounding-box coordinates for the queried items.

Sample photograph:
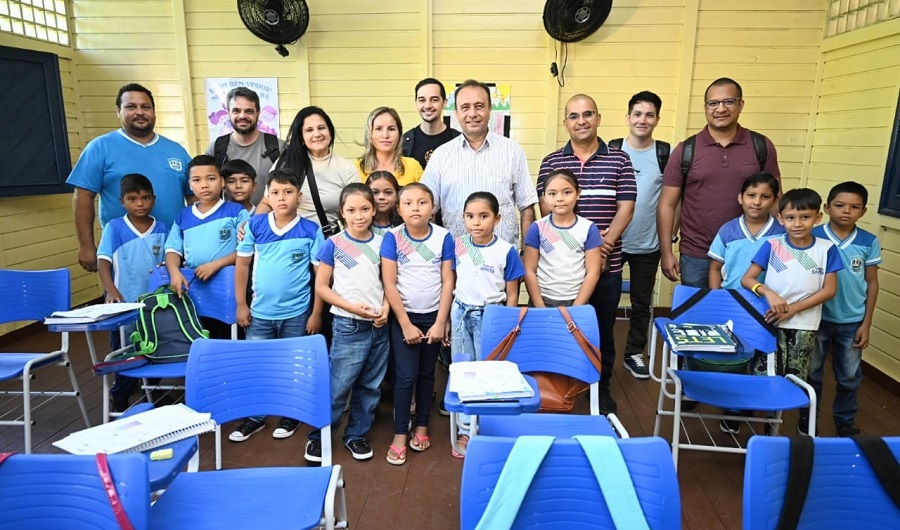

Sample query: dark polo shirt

[662,125,780,258]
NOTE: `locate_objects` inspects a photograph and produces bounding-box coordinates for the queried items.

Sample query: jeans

[622,251,660,357]
[589,272,622,389]
[391,311,440,434]
[679,254,711,289]
[245,311,310,422]
[309,315,390,443]
[809,321,863,426]
[450,299,488,436]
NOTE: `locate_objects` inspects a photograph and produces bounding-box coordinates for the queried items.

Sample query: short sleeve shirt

[97,216,168,302]
[620,140,663,254]
[380,223,454,314]
[317,230,384,320]
[814,224,882,324]
[165,200,249,268]
[708,215,785,290]
[452,235,525,306]
[524,214,602,301]
[205,133,285,204]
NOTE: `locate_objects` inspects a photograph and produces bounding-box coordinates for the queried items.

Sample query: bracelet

[751,282,763,297]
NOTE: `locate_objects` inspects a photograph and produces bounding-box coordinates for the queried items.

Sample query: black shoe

[836,423,861,437]
[623,353,650,379]
[598,389,618,415]
[345,438,374,460]
[272,417,300,439]
[229,418,265,442]
[719,419,741,435]
[304,439,322,463]
[681,400,698,411]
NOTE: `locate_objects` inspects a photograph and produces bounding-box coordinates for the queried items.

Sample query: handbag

[486,306,604,413]
[304,164,343,238]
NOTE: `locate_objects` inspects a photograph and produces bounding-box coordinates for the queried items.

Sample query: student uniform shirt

[165,199,249,268]
[708,215,785,290]
[380,223,454,314]
[751,234,843,330]
[317,230,385,321]
[452,235,525,306]
[814,224,882,324]
[524,215,602,301]
[237,213,324,320]
[97,215,167,302]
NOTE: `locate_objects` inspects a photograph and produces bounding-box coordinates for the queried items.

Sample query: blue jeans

[809,321,863,427]
[679,254,711,289]
[391,311,440,434]
[309,315,390,443]
[450,299,489,436]
[245,311,310,422]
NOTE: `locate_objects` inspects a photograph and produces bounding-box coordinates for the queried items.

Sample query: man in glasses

[657,77,780,288]
[537,94,637,415]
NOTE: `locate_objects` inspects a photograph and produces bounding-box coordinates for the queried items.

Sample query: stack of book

[44,302,144,325]
[448,360,535,402]
[664,322,740,353]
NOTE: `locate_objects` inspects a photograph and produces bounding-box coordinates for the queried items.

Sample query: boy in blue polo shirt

[229,168,325,442]
[808,182,881,437]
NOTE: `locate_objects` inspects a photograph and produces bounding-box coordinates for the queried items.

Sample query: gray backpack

[129,287,208,364]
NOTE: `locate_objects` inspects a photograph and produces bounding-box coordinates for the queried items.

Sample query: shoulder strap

[305,167,330,227]
[669,288,711,320]
[402,128,415,158]
[475,436,555,530]
[575,436,652,530]
[656,140,671,174]
[777,436,814,530]
[607,138,623,150]
[262,133,280,163]
[725,289,778,336]
[680,135,696,192]
[0,452,14,464]
[557,306,603,377]
[96,453,136,530]
[852,435,900,509]
[213,135,230,167]
[750,130,768,170]
[485,307,527,361]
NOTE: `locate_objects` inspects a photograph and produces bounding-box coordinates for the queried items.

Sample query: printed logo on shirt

[333,234,379,269]
[395,230,437,265]
[152,244,161,257]
[219,227,232,241]
[850,255,864,274]
[168,158,183,171]
[456,236,484,266]
[538,219,582,254]
[768,239,818,273]
[291,250,306,264]
[811,267,824,275]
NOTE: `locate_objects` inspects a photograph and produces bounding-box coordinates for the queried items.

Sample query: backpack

[129,287,209,364]
[680,130,768,191]
[607,138,670,174]
[213,132,280,167]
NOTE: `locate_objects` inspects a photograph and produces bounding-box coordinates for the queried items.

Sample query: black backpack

[129,287,208,364]
[680,130,768,191]
[213,132,280,167]
[607,138,670,174]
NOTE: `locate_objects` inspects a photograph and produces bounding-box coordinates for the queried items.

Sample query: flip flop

[386,444,407,465]
[451,434,469,459]
[409,432,431,452]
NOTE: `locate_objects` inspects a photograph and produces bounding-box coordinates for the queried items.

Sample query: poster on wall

[444,83,510,136]
[204,78,279,144]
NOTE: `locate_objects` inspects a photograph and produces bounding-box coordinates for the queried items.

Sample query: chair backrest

[149,266,237,324]
[185,335,331,440]
[0,268,70,325]
[461,436,680,529]
[671,286,776,354]
[744,436,900,529]
[0,453,150,530]
[481,305,601,384]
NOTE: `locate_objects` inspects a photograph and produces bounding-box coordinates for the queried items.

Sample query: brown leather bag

[486,306,603,413]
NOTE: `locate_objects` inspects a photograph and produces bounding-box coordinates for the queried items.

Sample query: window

[0,0,69,46]
[879,90,900,218]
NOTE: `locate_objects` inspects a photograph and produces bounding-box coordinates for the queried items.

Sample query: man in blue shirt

[67,83,192,272]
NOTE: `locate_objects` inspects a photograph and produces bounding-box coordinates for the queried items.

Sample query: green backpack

[130,287,209,364]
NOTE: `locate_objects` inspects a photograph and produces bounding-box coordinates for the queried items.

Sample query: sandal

[386,444,407,465]
[451,434,469,459]
[409,431,431,452]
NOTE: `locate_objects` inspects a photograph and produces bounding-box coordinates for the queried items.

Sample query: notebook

[44,302,145,325]
[449,360,535,402]
[664,322,740,353]
[53,404,216,455]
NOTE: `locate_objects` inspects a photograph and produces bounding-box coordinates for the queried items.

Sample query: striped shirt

[537,139,637,274]
[421,132,539,245]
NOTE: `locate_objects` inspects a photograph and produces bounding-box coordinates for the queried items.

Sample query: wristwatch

[672,235,679,244]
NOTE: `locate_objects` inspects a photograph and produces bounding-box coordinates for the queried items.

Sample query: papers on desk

[53,404,216,455]
[44,302,144,325]
[449,360,535,402]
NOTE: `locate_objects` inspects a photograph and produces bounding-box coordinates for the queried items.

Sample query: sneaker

[304,439,322,463]
[720,419,741,435]
[598,388,618,415]
[438,399,450,417]
[229,418,265,442]
[623,353,650,380]
[345,438,374,460]
[836,423,861,437]
[272,417,300,439]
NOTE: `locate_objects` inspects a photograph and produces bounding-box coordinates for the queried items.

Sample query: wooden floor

[2,321,899,529]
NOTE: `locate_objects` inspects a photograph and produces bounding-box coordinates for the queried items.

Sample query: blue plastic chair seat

[479,413,618,438]
[150,466,335,530]
[120,362,187,380]
[0,353,63,379]
[674,370,810,411]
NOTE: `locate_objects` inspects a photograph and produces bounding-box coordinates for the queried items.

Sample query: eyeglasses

[565,110,597,121]
[705,98,740,110]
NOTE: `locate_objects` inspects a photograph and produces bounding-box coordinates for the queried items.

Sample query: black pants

[588,272,622,389]
[622,251,660,357]
[390,311,440,434]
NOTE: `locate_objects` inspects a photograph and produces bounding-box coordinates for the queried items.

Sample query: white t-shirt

[317,230,384,320]
[380,224,455,314]
[452,235,525,306]
[524,215,602,301]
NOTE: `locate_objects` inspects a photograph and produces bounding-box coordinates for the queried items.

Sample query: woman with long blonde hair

[356,106,423,186]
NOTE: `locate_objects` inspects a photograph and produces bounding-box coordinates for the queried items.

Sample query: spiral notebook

[53,404,216,455]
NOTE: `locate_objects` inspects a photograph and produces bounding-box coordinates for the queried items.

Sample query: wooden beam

[171,0,197,152]
[672,0,699,143]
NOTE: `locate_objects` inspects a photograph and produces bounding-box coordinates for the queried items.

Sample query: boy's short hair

[221,159,257,180]
[268,168,302,190]
[188,154,219,172]
[120,173,154,196]
[779,188,822,212]
[827,181,868,205]
[741,171,780,196]
[627,90,662,114]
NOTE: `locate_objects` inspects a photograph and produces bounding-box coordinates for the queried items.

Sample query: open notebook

[53,404,216,455]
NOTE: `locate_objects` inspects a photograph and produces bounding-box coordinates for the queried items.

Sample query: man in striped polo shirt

[537,94,637,414]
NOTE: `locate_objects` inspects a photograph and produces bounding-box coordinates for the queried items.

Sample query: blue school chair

[744,436,900,529]
[0,268,90,453]
[101,265,237,422]
[117,402,199,492]
[149,336,348,530]
[0,452,151,530]
[652,286,816,468]
[460,435,680,530]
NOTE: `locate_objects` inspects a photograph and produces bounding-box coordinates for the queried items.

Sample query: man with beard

[205,86,285,204]
[402,78,460,169]
[68,83,192,272]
